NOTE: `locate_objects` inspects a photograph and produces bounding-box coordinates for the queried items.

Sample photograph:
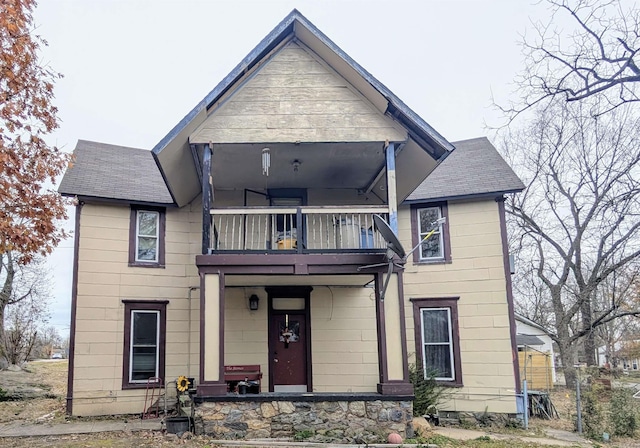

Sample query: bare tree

[0,252,51,364]
[33,325,61,359]
[508,0,640,118]
[501,97,640,387]
[593,266,639,367]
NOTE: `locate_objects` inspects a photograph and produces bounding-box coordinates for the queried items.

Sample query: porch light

[249,294,260,311]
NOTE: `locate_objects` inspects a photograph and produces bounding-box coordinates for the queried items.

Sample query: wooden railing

[209,206,388,252]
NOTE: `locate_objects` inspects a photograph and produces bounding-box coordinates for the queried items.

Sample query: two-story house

[59,10,524,441]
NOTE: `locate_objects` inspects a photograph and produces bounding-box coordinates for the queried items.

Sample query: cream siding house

[59,10,525,440]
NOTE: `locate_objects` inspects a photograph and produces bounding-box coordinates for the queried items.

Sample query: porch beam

[385,143,398,234]
[202,144,213,255]
[210,206,389,215]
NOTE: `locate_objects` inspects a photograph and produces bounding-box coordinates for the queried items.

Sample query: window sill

[122,382,164,390]
[414,259,452,265]
[436,381,464,388]
[128,262,165,268]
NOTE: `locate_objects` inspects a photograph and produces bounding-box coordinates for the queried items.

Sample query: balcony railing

[209,206,389,252]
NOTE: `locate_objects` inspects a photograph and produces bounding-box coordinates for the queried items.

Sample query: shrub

[609,388,638,437]
[580,383,606,439]
[293,429,315,441]
[408,361,452,417]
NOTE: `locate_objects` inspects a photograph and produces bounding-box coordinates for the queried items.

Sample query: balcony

[209,206,388,253]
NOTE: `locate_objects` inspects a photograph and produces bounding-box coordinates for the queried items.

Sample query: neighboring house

[598,338,640,371]
[59,10,525,440]
[515,314,556,388]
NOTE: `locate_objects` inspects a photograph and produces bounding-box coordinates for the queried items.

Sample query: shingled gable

[59,140,173,206]
[404,137,525,203]
[151,9,455,207]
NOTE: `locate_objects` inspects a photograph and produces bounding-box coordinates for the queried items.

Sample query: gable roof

[515,313,552,335]
[188,41,408,145]
[58,140,173,206]
[59,136,523,207]
[151,9,455,207]
[516,334,546,347]
[405,137,525,203]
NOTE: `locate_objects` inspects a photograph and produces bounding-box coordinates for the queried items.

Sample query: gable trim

[151,10,454,204]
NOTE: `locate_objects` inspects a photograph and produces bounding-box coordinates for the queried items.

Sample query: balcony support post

[385,143,398,235]
[296,207,303,253]
[202,143,213,255]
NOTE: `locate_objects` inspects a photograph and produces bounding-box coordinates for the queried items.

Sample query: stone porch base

[194,397,413,443]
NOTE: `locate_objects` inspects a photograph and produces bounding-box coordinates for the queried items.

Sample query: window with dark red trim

[410,203,451,264]
[122,300,168,389]
[129,206,166,267]
[411,297,462,387]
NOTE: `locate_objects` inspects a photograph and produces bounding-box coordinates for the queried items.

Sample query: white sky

[33,0,553,335]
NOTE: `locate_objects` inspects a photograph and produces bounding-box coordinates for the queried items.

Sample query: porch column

[202,143,213,255]
[385,142,398,234]
[197,272,227,396]
[377,271,412,395]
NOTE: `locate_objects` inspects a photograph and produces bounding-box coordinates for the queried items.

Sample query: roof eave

[515,313,552,335]
[403,188,525,205]
[61,193,176,208]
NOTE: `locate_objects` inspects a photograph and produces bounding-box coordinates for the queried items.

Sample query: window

[122,301,167,389]
[410,203,450,263]
[129,207,165,267]
[136,211,159,261]
[421,308,454,379]
[411,298,462,386]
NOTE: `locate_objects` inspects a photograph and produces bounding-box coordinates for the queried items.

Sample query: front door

[267,287,312,392]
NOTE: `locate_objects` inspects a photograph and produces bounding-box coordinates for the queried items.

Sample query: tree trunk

[557,336,577,389]
[581,299,597,366]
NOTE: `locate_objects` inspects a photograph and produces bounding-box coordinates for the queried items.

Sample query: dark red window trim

[410,297,463,387]
[128,206,166,268]
[410,202,451,264]
[122,300,168,390]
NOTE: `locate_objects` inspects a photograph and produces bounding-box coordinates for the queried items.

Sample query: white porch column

[385,142,398,234]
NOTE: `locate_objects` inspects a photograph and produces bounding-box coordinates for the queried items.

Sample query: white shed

[515,314,557,384]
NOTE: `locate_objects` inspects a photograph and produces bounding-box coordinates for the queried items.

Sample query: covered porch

[192,264,414,441]
[195,258,413,398]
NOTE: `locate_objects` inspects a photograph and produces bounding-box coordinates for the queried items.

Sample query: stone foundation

[194,399,413,443]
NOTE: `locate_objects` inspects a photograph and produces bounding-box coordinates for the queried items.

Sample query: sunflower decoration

[176,376,190,393]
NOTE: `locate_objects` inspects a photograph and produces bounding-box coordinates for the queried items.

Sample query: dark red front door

[270,312,307,391]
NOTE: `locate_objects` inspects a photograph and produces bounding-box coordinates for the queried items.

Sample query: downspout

[187,286,200,379]
[66,201,83,415]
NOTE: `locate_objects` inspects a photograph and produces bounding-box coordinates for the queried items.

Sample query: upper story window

[137,211,159,261]
[129,206,166,267]
[411,203,451,264]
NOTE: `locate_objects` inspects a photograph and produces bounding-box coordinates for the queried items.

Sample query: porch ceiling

[209,142,385,190]
[225,274,374,287]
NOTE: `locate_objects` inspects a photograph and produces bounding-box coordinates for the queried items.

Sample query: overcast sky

[33,0,554,336]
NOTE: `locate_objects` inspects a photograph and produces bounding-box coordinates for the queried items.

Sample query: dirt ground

[1,362,639,447]
[0,360,68,424]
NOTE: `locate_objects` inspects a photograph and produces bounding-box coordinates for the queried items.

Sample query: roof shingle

[405,137,524,202]
[58,140,173,205]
